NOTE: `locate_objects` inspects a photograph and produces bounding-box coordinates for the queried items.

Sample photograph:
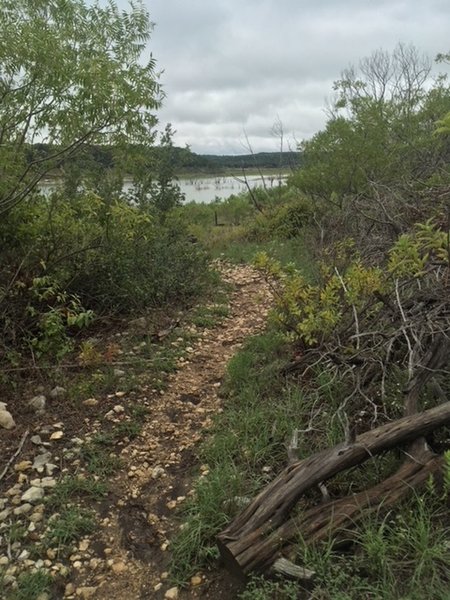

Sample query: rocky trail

[0,264,272,600]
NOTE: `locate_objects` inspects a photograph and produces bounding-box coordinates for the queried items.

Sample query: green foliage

[44,507,95,547]
[190,304,230,328]
[27,276,94,360]
[79,440,122,476]
[298,489,450,599]
[388,219,449,277]
[0,0,162,213]
[291,45,450,203]
[239,577,299,600]
[254,250,383,345]
[46,476,107,512]
[5,570,53,600]
[0,192,213,367]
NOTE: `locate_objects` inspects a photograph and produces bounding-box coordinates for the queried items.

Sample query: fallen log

[227,451,444,577]
[217,402,450,578]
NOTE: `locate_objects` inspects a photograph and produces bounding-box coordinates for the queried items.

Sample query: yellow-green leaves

[388,220,449,277]
[255,250,383,346]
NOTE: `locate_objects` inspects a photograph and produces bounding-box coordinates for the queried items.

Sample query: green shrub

[0,191,214,366]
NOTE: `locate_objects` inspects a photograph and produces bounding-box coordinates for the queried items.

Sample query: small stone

[47,548,56,560]
[21,486,45,503]
[113,404,125,413]
[160,572,169,580]
[76,587,97,598]
[18,549,30,561]
[40,477,57,489]
[0,409,15,430]
[50,431,64,440]
[166,500,177,510]
[33,452,52,473]
[45,464,58,476]
[151,466,165,479]
[115,391,126,398]
[65,583,76,596]
[50,386,66,399]
[114,369,125,377]
[14,461,32,472]
[79,539,89,552]
[13,503,32,516]
[83,398,98,407]
[89,558,101,569]
[154,583,163,591]
[0,556,9,566]
[165,587,179,600]
[31,435,43,445]
[0,508,11,521]
[191,575,202,587]
[30,512,44,523]
[29,395,46,412]
[111,561,127,574]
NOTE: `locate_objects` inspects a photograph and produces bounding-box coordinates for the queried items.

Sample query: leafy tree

[0,0,162,214]
[292,44,450,203]
[125,124,185,216]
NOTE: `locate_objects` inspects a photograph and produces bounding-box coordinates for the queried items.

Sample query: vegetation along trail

[82,264,272,600]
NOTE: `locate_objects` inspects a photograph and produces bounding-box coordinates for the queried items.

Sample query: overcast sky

[118,0,449,155]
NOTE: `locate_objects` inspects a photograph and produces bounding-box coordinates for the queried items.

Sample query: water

[175,174,286,203]
[40,173,287,204]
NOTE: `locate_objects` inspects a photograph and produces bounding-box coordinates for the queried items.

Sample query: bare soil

[65,264,272,599]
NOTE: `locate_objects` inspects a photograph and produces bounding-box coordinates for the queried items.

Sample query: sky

[118,0,450,155]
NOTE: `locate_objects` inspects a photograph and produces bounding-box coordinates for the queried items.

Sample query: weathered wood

[217,402,450,577]
[271,558,315,581]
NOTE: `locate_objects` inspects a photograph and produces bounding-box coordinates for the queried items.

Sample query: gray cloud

[118,0,450,154]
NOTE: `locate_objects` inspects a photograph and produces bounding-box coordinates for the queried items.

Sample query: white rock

[83,398,98,407]
[40,477,57,488]
[0,508,11,521]
[0,410,15,430]
[113,404,125,413]
[45,464,58,476]
[13,503,32,516]
[76,586,97,598]
[31,435,43,445]
[49,431,64,440]
[28,395,46,412]
[152,466,165,479]
[114,369,126,377]
[21,486,45,503]
[165,588,179,600]
[50,386,66,399]
[33,452,53,473]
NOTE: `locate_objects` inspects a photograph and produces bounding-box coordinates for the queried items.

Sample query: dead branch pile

[218,217,450,581]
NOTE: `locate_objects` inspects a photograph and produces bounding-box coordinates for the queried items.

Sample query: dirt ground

[0,263,272,599]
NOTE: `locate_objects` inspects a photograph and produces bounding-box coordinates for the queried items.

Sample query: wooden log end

[272,558,316,581]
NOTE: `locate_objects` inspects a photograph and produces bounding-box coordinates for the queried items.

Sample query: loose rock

[0,409,15,430]
[28,395,46,412]
[21,486,45,503]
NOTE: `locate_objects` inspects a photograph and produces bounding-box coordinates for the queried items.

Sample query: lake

[40,173,287,204]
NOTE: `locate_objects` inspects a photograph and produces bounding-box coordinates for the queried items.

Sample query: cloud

[117,0,450,154]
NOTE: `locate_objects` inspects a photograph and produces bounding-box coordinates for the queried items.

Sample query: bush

[0,191,214,366]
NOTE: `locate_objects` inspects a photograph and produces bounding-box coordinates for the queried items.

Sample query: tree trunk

[217,402,450,578]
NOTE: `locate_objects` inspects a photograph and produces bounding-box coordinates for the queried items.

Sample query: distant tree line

[26,144,301,176]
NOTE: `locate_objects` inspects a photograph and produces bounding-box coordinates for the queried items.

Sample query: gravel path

[78,264,273,600]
